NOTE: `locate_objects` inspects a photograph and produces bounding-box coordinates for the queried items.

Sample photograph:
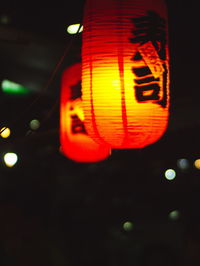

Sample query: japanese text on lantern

[130,10,168,108]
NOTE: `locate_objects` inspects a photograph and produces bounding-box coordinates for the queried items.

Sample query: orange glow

[60,62,111,163]
[82,0,170,148]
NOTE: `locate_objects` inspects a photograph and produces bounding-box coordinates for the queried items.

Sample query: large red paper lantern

[82,0,170,148]
[60,62,111,162]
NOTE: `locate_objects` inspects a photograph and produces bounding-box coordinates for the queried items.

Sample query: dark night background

[0,1,200,265]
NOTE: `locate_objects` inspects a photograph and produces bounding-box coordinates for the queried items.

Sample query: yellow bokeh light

[0,127,11,138]
[194,159,200,170]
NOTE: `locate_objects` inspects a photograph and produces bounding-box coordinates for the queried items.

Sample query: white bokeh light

[177,158,189,170]
[4,152,18,167]
[165,169,176,180]
[67,24,83,34]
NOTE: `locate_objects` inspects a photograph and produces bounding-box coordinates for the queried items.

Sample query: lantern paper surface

[82,0,170,148]
[60,62,111,163]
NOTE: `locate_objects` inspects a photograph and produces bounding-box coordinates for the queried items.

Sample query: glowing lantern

[82,0,170,148]
[60,62,111,162]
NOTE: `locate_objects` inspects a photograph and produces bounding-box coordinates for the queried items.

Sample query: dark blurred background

[0,0,200,265]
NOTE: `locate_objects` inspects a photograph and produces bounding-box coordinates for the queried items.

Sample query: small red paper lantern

[60,62,111,162]
[82,0,170,148]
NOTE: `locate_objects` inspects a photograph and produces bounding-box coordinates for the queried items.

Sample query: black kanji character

[130,10,166,60]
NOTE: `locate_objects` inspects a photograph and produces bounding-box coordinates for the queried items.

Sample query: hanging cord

[26,24,82,111]
[0,23,82,136]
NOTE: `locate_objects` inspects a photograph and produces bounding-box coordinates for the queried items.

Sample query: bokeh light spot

[177,158,189,170]
[194,159,200,170]
[1,79,29,95]
[165,169,176,180]
[4,153,18,167]
[67,24,83,34]
[0,127,11,138]
[169,210,180,221]
[123,221,134,232]
[29,119,40,130]
[0,14,11,24]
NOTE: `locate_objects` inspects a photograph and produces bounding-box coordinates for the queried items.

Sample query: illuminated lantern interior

[60,62,111,163]
[82,0,170,149]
